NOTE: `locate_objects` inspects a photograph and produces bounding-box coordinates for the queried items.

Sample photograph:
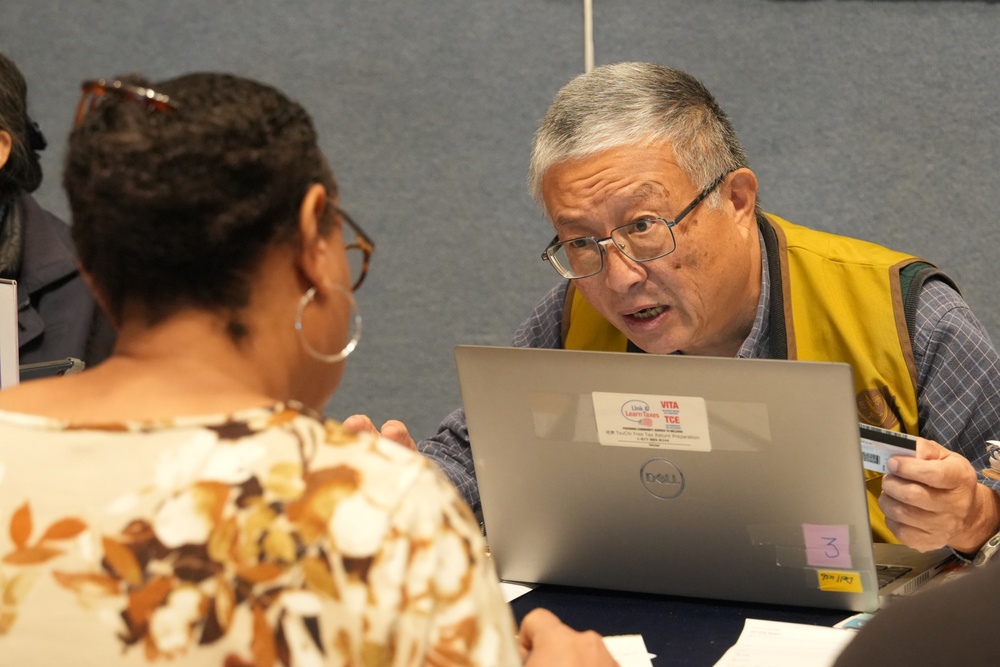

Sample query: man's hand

[342,414,418,451]
[519,608,618,667]
[879,437,1000,553]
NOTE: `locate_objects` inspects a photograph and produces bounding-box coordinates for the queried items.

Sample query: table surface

[508,584,852,666]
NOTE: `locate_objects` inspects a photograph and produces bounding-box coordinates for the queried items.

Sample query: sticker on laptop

[803,523,852,568]
[816,569,864,594]
[859,423,917,474]
[592,392,711,450]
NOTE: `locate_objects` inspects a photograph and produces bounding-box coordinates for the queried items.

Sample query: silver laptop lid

[456,345,884,612]
[0,279,19,389]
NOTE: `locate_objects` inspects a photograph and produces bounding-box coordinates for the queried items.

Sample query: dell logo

[640,458,685,499]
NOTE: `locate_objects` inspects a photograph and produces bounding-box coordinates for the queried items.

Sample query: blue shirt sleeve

[417,281,570,511]
[913,279,1000,485]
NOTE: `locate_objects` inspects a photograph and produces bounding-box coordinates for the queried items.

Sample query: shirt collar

[736,228,771,359]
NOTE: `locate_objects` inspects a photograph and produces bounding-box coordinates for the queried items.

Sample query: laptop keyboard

[876,564,912,589]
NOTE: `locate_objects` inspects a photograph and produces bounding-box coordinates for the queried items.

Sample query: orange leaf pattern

[0,403,519,665]
[8,503,31,549]
[3,545,64,565]
[102,536,145,586]
[39,518,87,542]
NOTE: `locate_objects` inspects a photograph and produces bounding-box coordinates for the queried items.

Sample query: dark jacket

[3,193,114,368]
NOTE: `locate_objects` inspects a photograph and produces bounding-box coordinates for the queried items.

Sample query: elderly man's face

[540,143,761,357]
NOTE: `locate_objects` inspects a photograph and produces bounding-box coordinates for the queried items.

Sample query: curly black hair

[64,72,337,331]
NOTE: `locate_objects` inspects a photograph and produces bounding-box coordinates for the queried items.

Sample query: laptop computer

[454,345,955,613]
[0,279,19,389]
[18,357,86,382]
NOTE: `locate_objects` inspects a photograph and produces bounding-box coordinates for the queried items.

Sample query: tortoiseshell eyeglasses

[74,79,178,128]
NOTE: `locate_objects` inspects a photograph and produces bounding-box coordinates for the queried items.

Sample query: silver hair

[529,62,751,212]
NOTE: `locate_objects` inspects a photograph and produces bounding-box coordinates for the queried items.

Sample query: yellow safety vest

[563,213,954,543]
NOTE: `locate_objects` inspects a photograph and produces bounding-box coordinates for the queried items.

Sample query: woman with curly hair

[0,71,613,666]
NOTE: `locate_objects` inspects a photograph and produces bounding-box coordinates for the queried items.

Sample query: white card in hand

[859,423,917,474]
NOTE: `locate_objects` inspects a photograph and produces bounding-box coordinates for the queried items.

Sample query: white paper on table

[602,634,656,667]
[501,580,653,666]
[500,581,537,602]
[712,618,857,667]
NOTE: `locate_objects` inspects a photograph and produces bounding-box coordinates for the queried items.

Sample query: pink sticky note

[803,524,852,569]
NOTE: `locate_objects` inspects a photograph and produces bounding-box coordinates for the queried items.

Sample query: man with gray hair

[354,62,1000,564]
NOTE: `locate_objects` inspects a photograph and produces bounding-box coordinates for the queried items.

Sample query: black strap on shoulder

[758,214,788,359]
[899,262,960,350]
[760,216,961,358]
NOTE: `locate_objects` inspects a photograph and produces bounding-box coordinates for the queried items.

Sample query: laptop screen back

[456,345,883,612]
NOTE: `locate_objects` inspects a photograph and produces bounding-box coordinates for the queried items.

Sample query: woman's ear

[0,130,12,171]
[79,267,119,330]
[297,183,333,288]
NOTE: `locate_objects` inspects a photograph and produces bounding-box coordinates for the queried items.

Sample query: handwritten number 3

[823,536,840,558]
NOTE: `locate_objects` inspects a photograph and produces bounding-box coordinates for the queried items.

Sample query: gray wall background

[2,0,997,439]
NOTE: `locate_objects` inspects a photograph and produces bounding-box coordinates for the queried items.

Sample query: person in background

[351,61,1000,563]
[0,50,113,369]
[0,71,615,666]
[833,561,1000,666]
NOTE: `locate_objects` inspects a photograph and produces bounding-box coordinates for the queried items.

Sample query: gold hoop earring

[294,285,362,363]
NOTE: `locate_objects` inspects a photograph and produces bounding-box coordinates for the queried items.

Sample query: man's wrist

[951,486,1000,556]
[972,531,1000,567]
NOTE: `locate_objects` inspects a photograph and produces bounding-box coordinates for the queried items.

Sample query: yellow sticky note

[817,570,864,593]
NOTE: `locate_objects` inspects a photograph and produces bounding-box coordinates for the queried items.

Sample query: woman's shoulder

[0,401,502,665]
[0,374,76,415]
[0,399,445,520]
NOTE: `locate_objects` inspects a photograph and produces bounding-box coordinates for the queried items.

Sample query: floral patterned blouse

[0,403,520,666]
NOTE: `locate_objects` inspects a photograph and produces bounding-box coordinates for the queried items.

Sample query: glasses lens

[345,245,367,290]
[614,219,676,261]
[548,238,602,279]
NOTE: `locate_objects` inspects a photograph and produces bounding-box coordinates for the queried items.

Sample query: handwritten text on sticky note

[803,524,852,568]
[817,570,864,593]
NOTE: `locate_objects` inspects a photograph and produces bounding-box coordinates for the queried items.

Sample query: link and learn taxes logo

[621,399,656,427]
